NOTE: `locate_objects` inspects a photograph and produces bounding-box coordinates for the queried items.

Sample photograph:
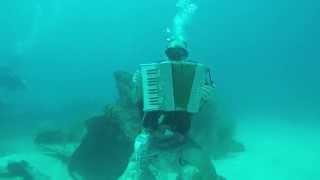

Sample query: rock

[104,104,141,140]
[67,70,244,179]
[0,159,50,180]
[113,70,244,159]
[113,70,137,108]
[68,115,133,180]
[6,161,34,180]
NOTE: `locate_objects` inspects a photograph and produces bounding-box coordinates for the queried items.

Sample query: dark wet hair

[165,46,189,61]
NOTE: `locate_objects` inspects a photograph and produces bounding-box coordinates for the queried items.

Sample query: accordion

[140,61,211,113]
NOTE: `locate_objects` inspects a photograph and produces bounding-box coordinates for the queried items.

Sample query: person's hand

[199,85,215,109]
[201,85,215,101]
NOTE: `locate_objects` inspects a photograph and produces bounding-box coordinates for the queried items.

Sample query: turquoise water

[0,0,319,179]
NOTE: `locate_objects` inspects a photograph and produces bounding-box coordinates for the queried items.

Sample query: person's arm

[199,68,215,108]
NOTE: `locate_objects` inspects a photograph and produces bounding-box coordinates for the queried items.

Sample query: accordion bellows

[140,61,209,113]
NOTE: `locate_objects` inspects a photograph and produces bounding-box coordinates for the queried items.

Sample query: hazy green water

[0,0,319,179]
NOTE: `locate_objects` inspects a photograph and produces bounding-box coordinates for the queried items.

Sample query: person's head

[165,40,189,61]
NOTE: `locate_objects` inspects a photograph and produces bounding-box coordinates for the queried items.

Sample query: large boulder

[68,115,133,180]
[67,70,244,179]
[0,153,70,180]
[112,70,244,159]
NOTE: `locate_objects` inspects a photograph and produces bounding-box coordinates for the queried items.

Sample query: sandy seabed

[216,117,320,180]
[1,117,319,180]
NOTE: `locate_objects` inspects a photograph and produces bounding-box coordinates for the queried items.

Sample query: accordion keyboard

[141,64,161,111]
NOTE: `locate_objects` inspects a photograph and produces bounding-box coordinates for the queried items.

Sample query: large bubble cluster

[168,0,198,46]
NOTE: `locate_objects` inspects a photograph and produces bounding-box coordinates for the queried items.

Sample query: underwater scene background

[0,0,319,179]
